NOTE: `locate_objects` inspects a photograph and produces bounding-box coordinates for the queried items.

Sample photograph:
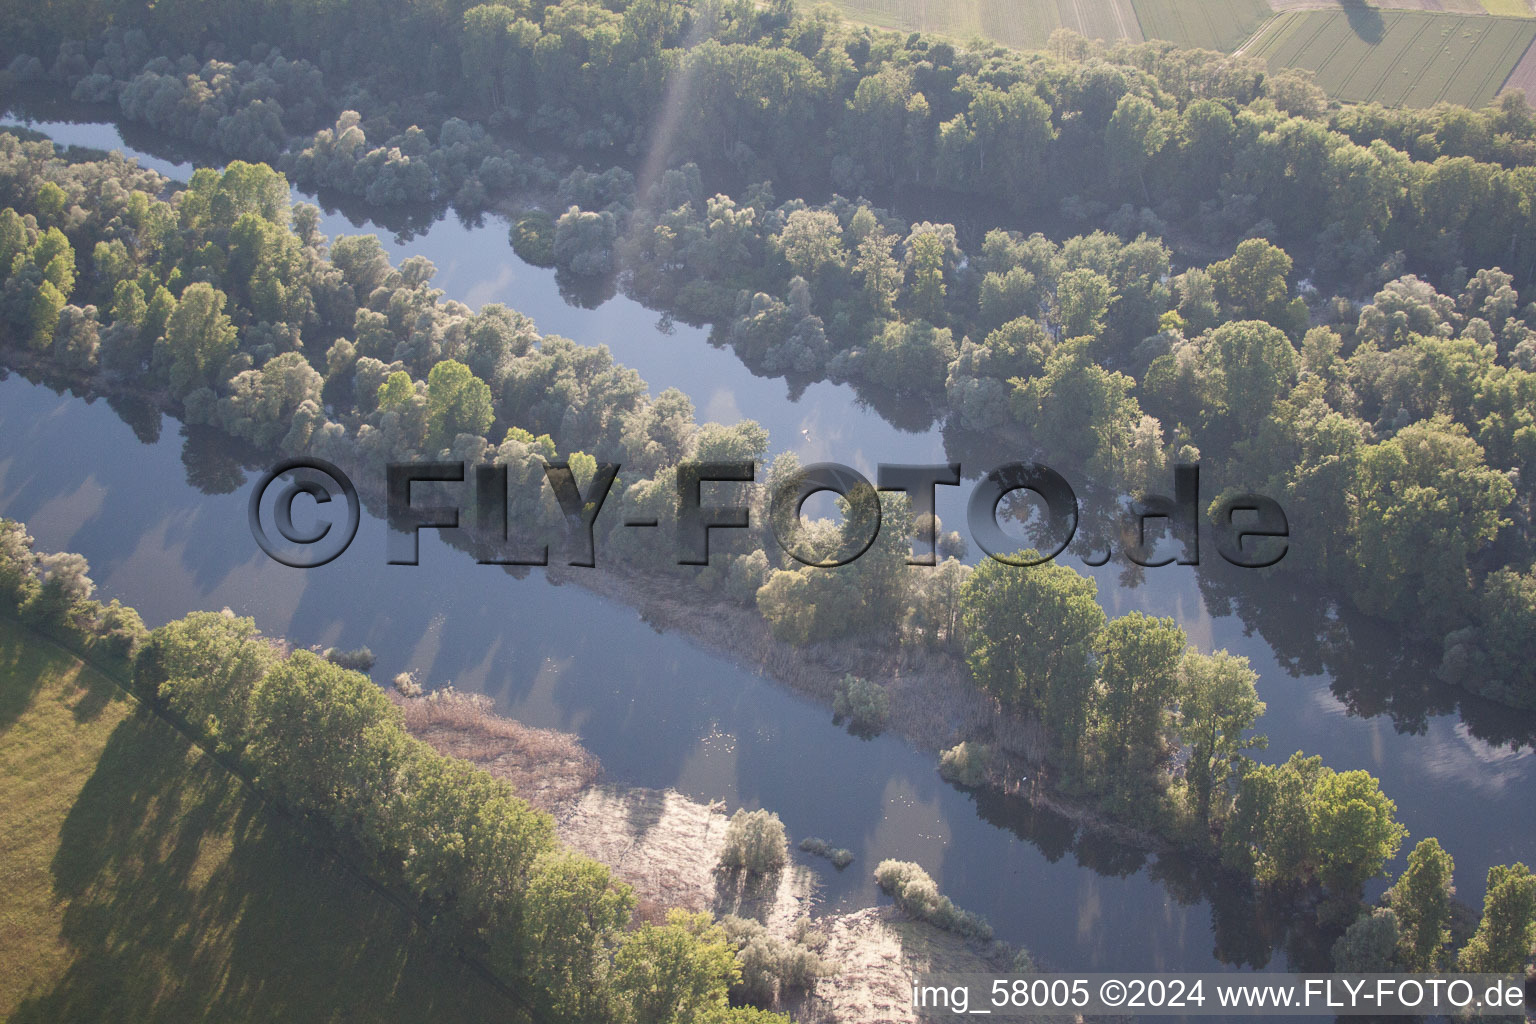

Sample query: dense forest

[2,0,1536,997]
[3,0,1534,718]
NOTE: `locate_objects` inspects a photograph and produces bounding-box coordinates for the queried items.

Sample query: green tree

[1333,908,1400,972]
[1209,238,1292,322]
[613,910,739,1024]
[775,209,846,283]
[904,230,947,322]
[135,611,278,752]
[1197,319,1299,440]
[1386,837,1455,971]
[425,359,494,447]
[1092,612,1185,777]
[1056,268,1113,340]
[1177,649,1266,826]
[1348,417,1514,627]
[1310,768,1408,894]
[1106,93,1167,201]
[855,227,900,313]
[248,651,412,834]
[520,849,635,1022]
[959,555,1105,727]
[1458,863,1536,973]
[377,369,415,412]
[27,278,65,351]
[163,282,237,397]
[1222,751,1324,885]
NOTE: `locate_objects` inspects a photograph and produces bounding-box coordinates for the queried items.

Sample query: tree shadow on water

[12,708,518,1024]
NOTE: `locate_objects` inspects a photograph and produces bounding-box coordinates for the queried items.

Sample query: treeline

[0,136,1514,892]
[12,3,1536,292]
[6,517,1533,978]
[0,516,792,1024]
[0,138,1529,972]
[6,127,1532,714]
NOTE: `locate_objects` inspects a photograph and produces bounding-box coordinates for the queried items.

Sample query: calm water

[2,113,1533,976]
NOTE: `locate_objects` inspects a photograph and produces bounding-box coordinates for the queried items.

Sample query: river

[1,111,1532,977]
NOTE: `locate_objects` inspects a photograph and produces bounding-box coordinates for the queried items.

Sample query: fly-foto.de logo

[248,458,1287,571]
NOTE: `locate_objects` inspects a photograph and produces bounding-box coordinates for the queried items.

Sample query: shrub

[798,837,853,868]
[392,670,423,697]
[511,210,556,266]
[719,915,829,1006]
[831,674,890,736]
[938,741,995,787]
[873,860,992,940]
[324,645,376,672]
[719,809,787,875]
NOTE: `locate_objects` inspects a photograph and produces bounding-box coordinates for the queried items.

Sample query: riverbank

[0,339,1171,858]
[393,683,1040,1024]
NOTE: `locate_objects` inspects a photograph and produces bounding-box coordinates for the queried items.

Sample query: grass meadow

[1248,9,1536,106]
[0,617,521,1024]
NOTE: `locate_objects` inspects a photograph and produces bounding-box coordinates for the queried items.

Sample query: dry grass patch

[393,686,599,810]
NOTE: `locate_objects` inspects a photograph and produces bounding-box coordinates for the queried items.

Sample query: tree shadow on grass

[1341,0,1386,44]
[12,707,523,1024]
[0,627,53,735]
[0,619,118,734]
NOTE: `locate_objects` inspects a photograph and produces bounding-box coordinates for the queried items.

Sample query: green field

[826,0,1143,51]
[1131,0,1273,52]
[0,618,520,1023]
[1248,9,1536,106]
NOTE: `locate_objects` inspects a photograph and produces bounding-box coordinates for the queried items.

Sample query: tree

[904,230,947,322]
[135,611,278,752]
[1310,768,1408,895]
[1348,416,1514,628]
[1177,649,1266,826]
[719,809,788,875]
[1209,239,1292,322]
[425,359,494,448]
[1011,338,1148,481]
[1056,268,1113,340]
[1332,908,1400,972]
[520,850,635,1021]
[1221,751,1324,885]
[1386,837,1455,971]
[855,227,900,313]
[1458,863,1536,973]
[1197,320,1299,440]
[377,370,415,412]
[1092,612,1185,777]
[775,209,846,283]
[1106,93,1167,201]
[28,278,65,351]
[959,555,1105,723]
[248,650,411,833]
[613,910,739,1024]
[163,282,237,398]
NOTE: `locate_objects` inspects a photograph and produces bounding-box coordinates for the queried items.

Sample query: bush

[873,860,992,940]
[798,837,853,869]
[511,210,556,267]
[938,741,995,787]
[719,915,828,1006]
[392,670,423,697]
[323,645,376,672]
[719,809,787,875]
[831,674,890,736]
